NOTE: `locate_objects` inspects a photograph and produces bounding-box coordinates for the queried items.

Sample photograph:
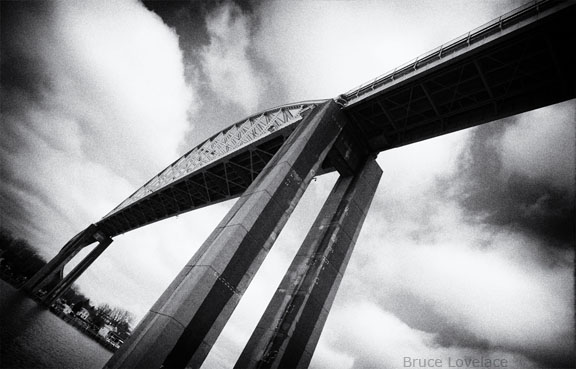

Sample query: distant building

[98,323,115,338]
[107,332,124,349]
[77,307,90,321]
[51,299,73,315]
[63,304,73,315]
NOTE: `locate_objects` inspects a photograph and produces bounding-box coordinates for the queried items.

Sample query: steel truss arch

[98,100,327,237]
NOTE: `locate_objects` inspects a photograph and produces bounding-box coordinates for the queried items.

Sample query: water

[0,279,112,369]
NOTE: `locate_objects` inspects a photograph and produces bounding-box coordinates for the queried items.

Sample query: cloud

[328,103,575,368]
[446,104,575,247]
[254,0,518,101]
[318,301,543,369]
[350,199,574,366]
[500,100,575,195]
[200,2,263,113]
[0,0,201,315]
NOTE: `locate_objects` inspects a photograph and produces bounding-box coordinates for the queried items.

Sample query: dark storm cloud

[141,0,288,148]
[1,2,49,110]
[141,1,211,68]
[141,0,260,72]
[443,118,575,249]
[431,117,575,368]
[1,2,52,240]
[1,2,81,240]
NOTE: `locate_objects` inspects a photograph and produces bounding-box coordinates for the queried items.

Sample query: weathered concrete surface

[235,158,382,369]
[104,100,350,369]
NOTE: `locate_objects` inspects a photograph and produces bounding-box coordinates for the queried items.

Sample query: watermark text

[403,356,508,368]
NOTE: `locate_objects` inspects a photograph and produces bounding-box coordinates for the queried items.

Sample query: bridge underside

[343,2,575,152]
[99,131,298,236]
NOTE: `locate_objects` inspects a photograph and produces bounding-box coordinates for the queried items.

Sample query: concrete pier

[43,232,113,305]
[21,224,99,299]
[104,101,349,369]
[235,158,382,369]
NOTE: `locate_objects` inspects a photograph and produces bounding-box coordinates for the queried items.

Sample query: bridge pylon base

[21,224,112,306]
[235,157,382,369]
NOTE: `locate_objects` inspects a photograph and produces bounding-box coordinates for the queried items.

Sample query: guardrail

[342,0,558,104]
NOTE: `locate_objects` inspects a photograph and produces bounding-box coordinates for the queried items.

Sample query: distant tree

[0,228,47,284]
[71,298,90,314]
[109,306,134,340]
[92,303,113,328]
[62,285,90,306]
[109,307,134,327]
[91,303,134,339]
[0,228,14,254]
[115,319,132,341]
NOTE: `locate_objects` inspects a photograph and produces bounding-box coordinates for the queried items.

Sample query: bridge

[22,1,576,368]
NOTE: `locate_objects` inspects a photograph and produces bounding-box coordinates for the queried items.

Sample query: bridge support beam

[104,100,348,369]
[21,224,98,299]
[235,157,381,369]
[42,232,113,306]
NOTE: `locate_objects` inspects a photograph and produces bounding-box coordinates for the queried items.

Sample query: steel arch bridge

[95,0,574,241]
[23,1,576,368]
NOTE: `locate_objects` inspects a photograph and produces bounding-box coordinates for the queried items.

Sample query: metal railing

[342,0,558,104]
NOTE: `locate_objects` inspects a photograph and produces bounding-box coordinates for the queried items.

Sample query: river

[0,279,112,369]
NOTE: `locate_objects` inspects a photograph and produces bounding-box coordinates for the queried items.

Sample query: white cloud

[47,0,197,181]
[201,2,263,113]
[255,0,515,101]
[1,0,201,315]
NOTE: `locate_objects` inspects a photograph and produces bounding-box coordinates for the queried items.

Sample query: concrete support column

[22,224,98,296]
[235,158,382,369]
[42,233,113,305]
[104,101,348,369]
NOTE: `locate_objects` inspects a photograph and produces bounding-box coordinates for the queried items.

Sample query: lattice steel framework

[96,101,326,238]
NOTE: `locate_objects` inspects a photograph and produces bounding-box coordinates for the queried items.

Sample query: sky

[0,1,574,368]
